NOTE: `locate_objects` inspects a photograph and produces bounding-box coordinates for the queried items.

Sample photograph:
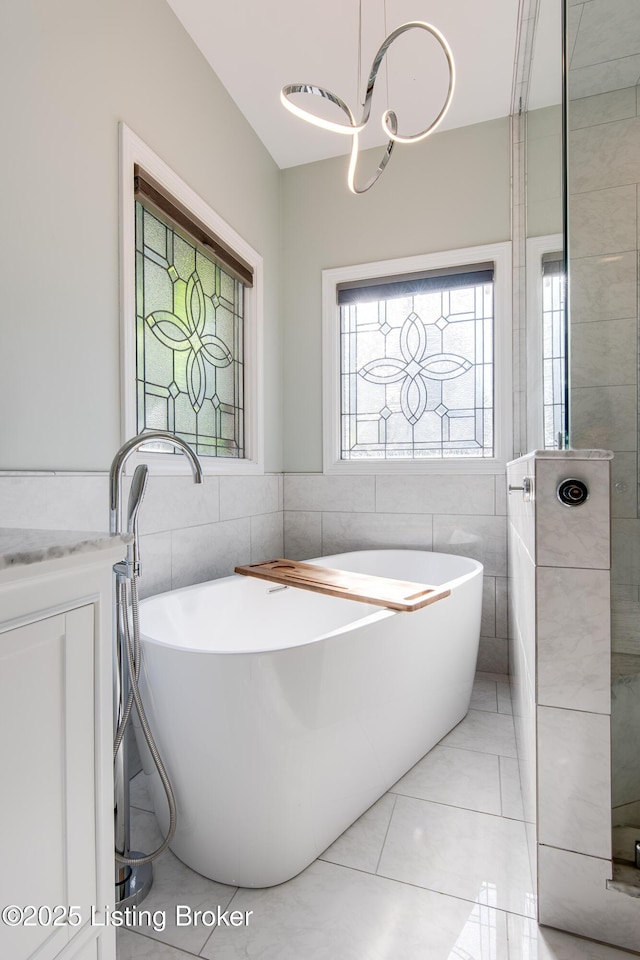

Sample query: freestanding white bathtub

[136,549,482,887]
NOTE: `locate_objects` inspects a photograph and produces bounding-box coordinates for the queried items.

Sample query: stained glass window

[339,269,495,461]
[541,256,566,450]
[134,200,245,458]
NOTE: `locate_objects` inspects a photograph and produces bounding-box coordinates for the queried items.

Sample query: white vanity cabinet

[0,532,127,960]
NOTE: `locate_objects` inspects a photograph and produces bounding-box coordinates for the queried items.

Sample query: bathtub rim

[139,549,483,656]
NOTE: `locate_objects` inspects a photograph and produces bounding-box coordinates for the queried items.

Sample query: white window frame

[525,234,564,452]
[322,242,513,475]
[119,123,264,476]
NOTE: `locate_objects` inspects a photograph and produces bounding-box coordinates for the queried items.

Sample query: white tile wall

[572,318,637,388]
[537,706,611,859]
[508,452,616,944]
[569,86,637,129]
[571,0,640,70]
[507,454,537,848]
[283,510,322,560]
[569,250,637,324]
[612,665,640,806]
[569,184,636,259]
[284,472,509,672]
[0,472,284,599]
[375,475,495,515]
[535,457,611,569]
[537,566,611,713]
[219,475,279,520]
[283,475,375,512]
[568,85,640,835]
[538,846,640,952]
[320,512,433,555]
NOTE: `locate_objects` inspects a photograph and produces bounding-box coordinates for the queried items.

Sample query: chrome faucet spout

[109,430,203,535]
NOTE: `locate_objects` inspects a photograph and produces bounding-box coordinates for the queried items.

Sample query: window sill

[323,457,509,476]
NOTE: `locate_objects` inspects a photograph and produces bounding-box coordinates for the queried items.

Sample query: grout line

[387,786,503,820]
[570,109,640,134]
[385,791,529,827]
[199,887,241,956]
[332,853,536,920]
[374,794,398,874]
[119,927,203,959]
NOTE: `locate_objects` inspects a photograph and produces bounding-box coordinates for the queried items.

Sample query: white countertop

[0,528,131,570]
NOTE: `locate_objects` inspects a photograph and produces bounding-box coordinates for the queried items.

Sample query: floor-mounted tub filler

[135,549,483,887]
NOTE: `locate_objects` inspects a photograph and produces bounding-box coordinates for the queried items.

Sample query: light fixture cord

[358,0,363,106]
[384,0,389,110]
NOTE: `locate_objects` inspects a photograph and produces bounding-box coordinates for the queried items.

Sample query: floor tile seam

[387,786,502,818]
[193,886,240,957]
[466,707,515,721]
[375,793,398,873]
[436,741,518,761]
[387,791,529,828]
[364,863,536,920]
[119,926,203,959]
[315,857,506,907]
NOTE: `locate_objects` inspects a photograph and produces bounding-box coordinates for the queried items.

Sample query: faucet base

[115,857,153,909]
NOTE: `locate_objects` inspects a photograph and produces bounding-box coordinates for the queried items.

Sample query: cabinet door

[0,606,97,960]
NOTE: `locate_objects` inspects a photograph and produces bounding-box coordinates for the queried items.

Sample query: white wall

[0,0,283,473]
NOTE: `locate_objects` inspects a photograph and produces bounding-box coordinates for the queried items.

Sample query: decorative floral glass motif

[135,201,244,457]
[340,281,494,460]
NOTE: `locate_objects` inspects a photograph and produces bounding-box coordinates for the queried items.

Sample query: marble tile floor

[117,673,638,960]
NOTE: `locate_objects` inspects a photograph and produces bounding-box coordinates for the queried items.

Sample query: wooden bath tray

[234,559,451,612]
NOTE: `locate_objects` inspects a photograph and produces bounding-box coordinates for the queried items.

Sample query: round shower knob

[556,478,589,507]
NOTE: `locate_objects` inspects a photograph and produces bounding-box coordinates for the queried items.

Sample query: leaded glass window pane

[542,270,566,450]
[340,278,494,460]
[135,200,245,458]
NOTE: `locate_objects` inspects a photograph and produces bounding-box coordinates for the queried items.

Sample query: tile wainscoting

[0,473,284,599]
[283,472,509,674]
[0,469,509,672]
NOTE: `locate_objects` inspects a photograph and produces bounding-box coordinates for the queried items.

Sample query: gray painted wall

[280,116,512,473]
[527,105,563,239]
[0,0,283,472]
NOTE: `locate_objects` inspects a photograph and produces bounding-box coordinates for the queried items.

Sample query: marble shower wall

[0,473,284,598]
[508,450,626,943]
[284,472,509,674]
[568,81,640,652]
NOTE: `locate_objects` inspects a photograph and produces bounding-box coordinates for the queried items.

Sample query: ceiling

[166,0,556,170]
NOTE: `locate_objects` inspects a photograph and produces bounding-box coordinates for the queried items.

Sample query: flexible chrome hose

[114,574,177,866]
[113,583,134,758]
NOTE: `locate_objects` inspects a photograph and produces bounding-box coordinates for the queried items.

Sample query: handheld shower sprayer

[126,464,149,577]
[109,433,203,908]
